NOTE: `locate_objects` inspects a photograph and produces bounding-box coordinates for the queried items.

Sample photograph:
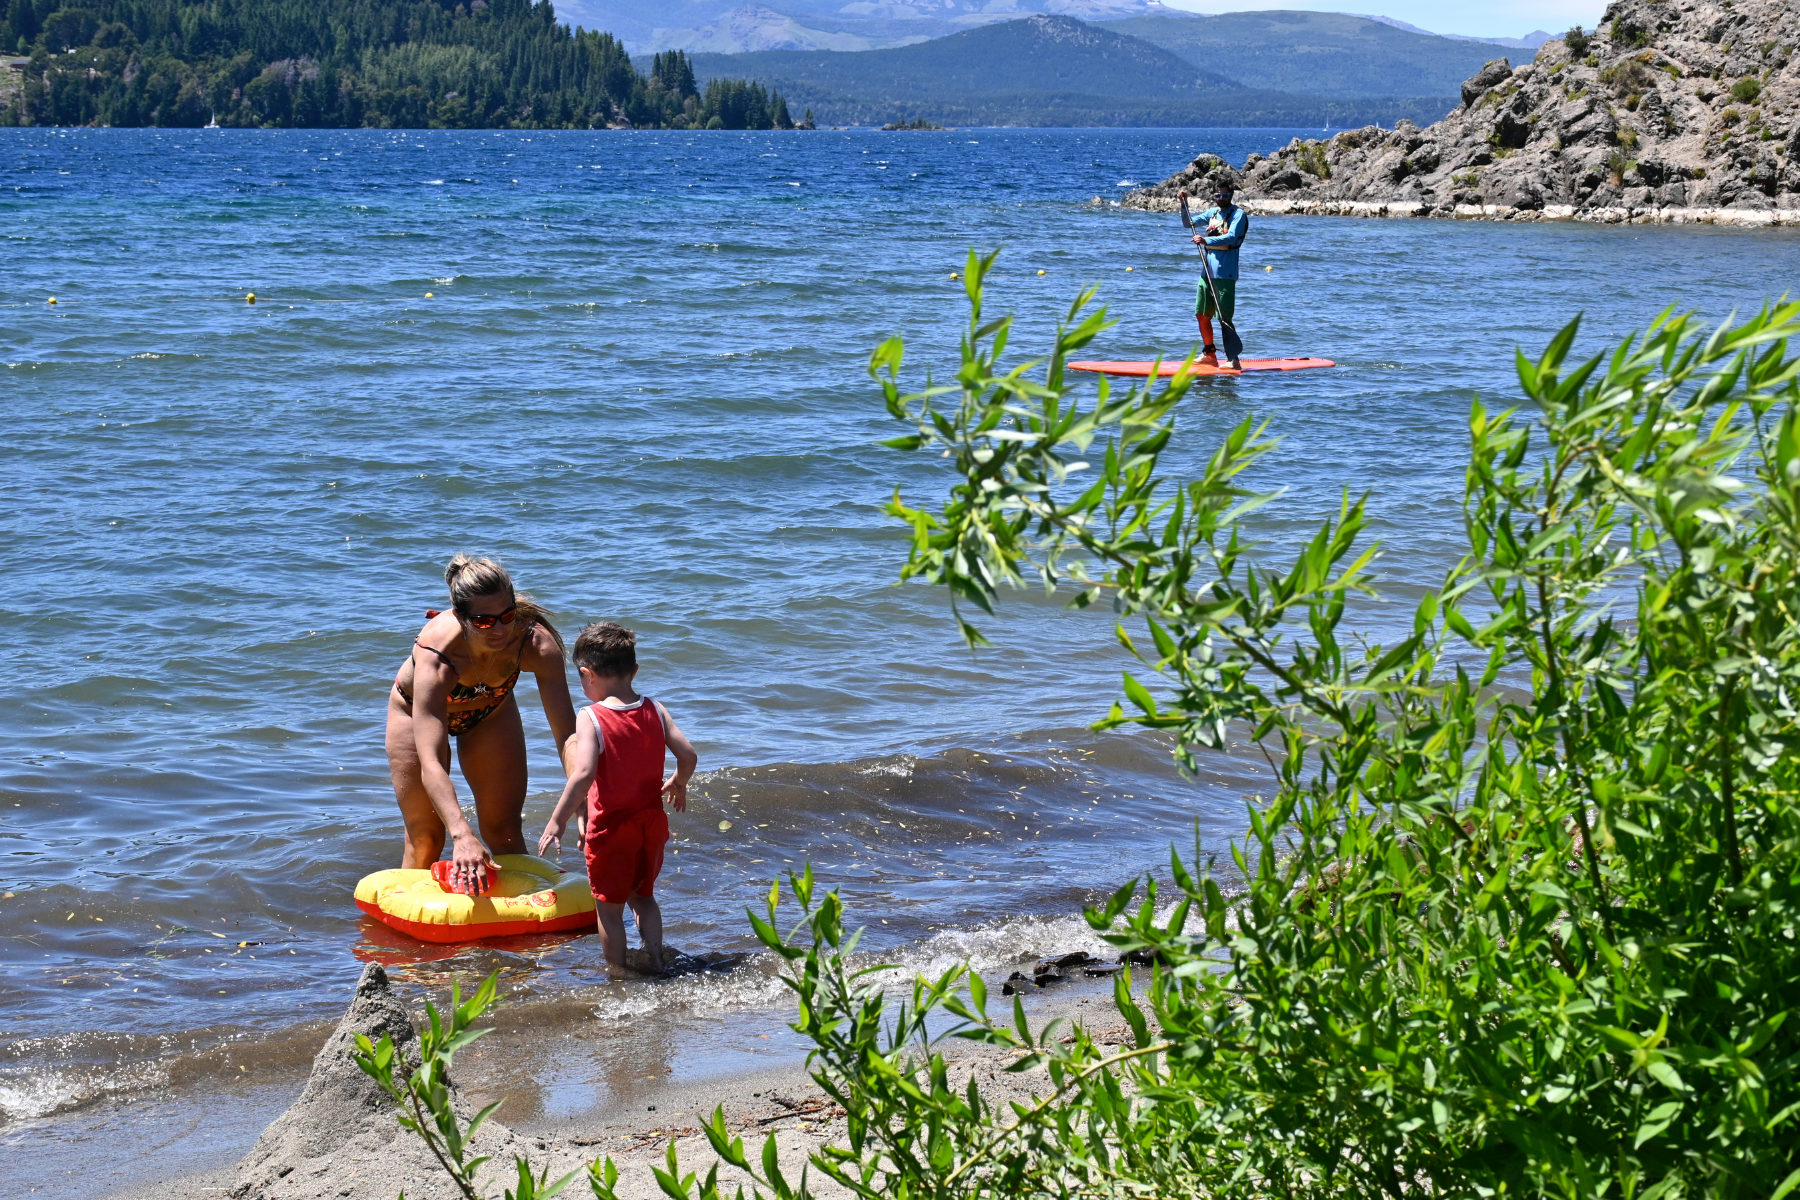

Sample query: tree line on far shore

[0,0,806,129]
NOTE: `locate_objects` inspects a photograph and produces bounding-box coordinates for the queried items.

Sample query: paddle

[1178,191,1244,366]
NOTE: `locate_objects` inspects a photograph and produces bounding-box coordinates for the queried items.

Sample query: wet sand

[99,979,1135,1200]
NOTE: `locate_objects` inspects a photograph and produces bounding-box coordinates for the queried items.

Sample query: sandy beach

[92,964,1136,1200]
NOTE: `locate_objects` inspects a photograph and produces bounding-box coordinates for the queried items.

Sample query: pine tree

[2,0,792,129]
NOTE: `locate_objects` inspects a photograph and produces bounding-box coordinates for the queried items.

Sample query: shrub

[363,258,1800,1200]
[1603,58,1656,98]
[1612,18,1652,48]
[1295,139,1330,178]
[1564,25,1592,56]
[1722,106,1742,125]
[868,257,1800,1198]
[1732,76,1764,102]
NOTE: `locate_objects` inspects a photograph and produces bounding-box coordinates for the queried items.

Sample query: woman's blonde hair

[443,553,564,652]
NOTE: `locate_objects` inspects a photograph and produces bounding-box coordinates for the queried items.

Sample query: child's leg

[595,901,629,966]
[627,893,664,970]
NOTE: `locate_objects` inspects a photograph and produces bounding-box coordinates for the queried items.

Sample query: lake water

[5,126,1799,1188]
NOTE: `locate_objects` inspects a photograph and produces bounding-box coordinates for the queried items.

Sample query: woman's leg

[385,692,448,868]
[457,695,528,855]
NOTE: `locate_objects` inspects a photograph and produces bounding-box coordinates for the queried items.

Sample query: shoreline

[1123,191,1800,228]
[89,973,1129,1200]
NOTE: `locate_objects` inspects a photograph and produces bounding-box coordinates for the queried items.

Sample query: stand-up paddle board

[1070,358,1334,378]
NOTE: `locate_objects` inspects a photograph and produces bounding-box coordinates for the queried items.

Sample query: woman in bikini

[386,554,577,887]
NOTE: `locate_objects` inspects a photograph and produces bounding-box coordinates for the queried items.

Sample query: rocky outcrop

[234,964,522,1200]
[1125,0,1800,225]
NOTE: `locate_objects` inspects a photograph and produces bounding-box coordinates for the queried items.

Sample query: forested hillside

[0,0,793,127]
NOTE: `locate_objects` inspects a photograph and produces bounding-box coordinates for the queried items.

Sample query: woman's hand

[451,828,497,891]
[537,817,567,858]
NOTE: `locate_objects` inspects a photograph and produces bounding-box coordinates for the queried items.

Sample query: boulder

[1461,58,1514,109]
[233,963,521,1200]
[1122,0,1800,227]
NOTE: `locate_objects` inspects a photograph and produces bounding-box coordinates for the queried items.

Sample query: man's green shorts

[1195,276,1237,321]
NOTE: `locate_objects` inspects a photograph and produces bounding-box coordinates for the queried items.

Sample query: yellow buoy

[948,272,958,280]
[46,297,56,305]
[1266,265,1273,272]
[1037,269,1046,275]
[424,292,434,298]
[246,292,256,304]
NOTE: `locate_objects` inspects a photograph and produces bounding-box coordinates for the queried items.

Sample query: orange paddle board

[1069,358,1335,377]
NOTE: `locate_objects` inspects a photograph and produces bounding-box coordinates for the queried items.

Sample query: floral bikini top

[396,611,528,735]
[409,641,522,706]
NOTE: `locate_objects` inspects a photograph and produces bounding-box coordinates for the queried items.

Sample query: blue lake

[4,126,1799,1157]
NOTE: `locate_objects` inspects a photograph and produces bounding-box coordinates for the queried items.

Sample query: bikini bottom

[446,702,505,736]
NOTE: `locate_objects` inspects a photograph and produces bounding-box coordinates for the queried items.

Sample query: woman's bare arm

[525,625,578,771]
[410,643,495,881]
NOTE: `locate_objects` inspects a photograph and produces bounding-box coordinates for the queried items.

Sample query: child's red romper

[581,698,669,904]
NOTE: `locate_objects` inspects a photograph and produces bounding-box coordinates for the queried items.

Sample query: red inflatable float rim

[356,898,597,944]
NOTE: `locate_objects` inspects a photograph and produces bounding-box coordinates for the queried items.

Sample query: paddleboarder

[1178,182,1247,370]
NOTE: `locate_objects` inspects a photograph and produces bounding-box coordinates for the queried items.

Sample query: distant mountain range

[680,14,1463,127]
[557,0,1553,57]
[1351,15,1551,50]
[1097,11,1515,97]
[555,0,1179,53]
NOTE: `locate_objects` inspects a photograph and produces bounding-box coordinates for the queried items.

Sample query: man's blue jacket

[1197,204,1248,280]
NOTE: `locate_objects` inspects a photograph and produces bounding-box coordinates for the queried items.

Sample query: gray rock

[1462,58,1514,109]
[1123,0,1800,228]
[233,963,520,1200]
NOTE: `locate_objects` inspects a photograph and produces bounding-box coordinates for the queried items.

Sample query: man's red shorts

[583,806,668,904]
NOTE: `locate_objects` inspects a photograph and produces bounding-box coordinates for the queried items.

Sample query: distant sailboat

[205,112,220,128]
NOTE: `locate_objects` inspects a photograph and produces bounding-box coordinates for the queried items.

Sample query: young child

[538,621,696,971]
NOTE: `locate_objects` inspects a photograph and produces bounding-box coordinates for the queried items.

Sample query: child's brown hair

[573,621,636,677]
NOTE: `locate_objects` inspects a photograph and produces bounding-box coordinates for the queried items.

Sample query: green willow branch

[938,1040,1174,1189]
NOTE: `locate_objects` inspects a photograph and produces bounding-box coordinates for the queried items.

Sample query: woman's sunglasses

[457,603,518,630]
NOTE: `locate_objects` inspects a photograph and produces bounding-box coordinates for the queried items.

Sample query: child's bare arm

[658,702,697,813]
[538,714,600,857]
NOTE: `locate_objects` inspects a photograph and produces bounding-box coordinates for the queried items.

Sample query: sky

[1161,1,1610,40]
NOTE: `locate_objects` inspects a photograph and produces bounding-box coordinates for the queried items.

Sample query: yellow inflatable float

[354,854,596,943]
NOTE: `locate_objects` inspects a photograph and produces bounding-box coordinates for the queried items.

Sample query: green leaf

[1634,1100,1683,1148]
[1122,672,1159,716]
